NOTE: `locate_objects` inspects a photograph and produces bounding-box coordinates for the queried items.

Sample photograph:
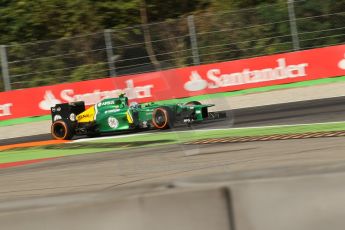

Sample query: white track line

[196,120,345,132]
[71,120,345,143]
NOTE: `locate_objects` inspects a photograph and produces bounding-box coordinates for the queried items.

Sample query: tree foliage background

[0,0,344,90]
[0,0,210,44]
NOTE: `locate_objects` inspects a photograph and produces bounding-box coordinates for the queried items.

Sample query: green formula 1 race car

[50,94,223,140]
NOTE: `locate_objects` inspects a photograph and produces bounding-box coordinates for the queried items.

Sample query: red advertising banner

[1,44,345,121]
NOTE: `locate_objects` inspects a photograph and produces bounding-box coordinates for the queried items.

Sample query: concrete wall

[0,188,231,230]
[2,172,345,230]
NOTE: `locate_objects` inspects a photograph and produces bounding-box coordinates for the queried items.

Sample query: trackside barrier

[173,172,345,230]
[229,174,345,230]
[2,172,345,229]
[0,44,345,121]
[0,187,231,230]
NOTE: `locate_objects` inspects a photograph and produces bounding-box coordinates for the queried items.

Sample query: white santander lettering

[207,69,223,88]
[200,58,308,89]
[0,103,13,117]
[60,89,75,102]
[58,80,154,105]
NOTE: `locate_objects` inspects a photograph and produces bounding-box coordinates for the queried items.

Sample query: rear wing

[51,101,85,123]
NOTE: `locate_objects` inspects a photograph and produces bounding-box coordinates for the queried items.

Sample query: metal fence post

[287,0,300,51]
[104,29,117,77]
[0,45,11,91]
[187,15,200,65]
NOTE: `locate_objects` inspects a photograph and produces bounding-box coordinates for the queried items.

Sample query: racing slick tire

[184,101,201,106]
[51,120,74,140]
[152,106,175,129]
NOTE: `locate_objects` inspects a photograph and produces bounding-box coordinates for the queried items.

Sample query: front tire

[51,120,74,140]
[152,107,174,129]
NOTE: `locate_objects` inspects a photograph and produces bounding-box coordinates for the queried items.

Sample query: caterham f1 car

[50,94,224,140]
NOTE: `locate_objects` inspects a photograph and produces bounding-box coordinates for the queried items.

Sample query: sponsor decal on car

[98,100,115,107]
[69,113,76,121]
[107,117,119,129]
[76,106,95,123]
[53,114,62,121]
[105,109,121,114]
[77,114,92,119]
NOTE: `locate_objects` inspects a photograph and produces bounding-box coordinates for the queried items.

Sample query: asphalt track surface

[1,137,345,202]
[1,96,345,145]
[0,96,345,202]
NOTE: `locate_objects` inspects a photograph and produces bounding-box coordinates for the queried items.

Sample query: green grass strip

[0,115,51,127]
[1,121,345,164]
[1,75,345,127]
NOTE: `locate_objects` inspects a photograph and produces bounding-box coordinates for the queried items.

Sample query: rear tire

[51,120,74,140]
[152,107,174,129]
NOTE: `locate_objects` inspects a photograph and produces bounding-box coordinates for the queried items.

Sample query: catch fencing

[0,0,344,91]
